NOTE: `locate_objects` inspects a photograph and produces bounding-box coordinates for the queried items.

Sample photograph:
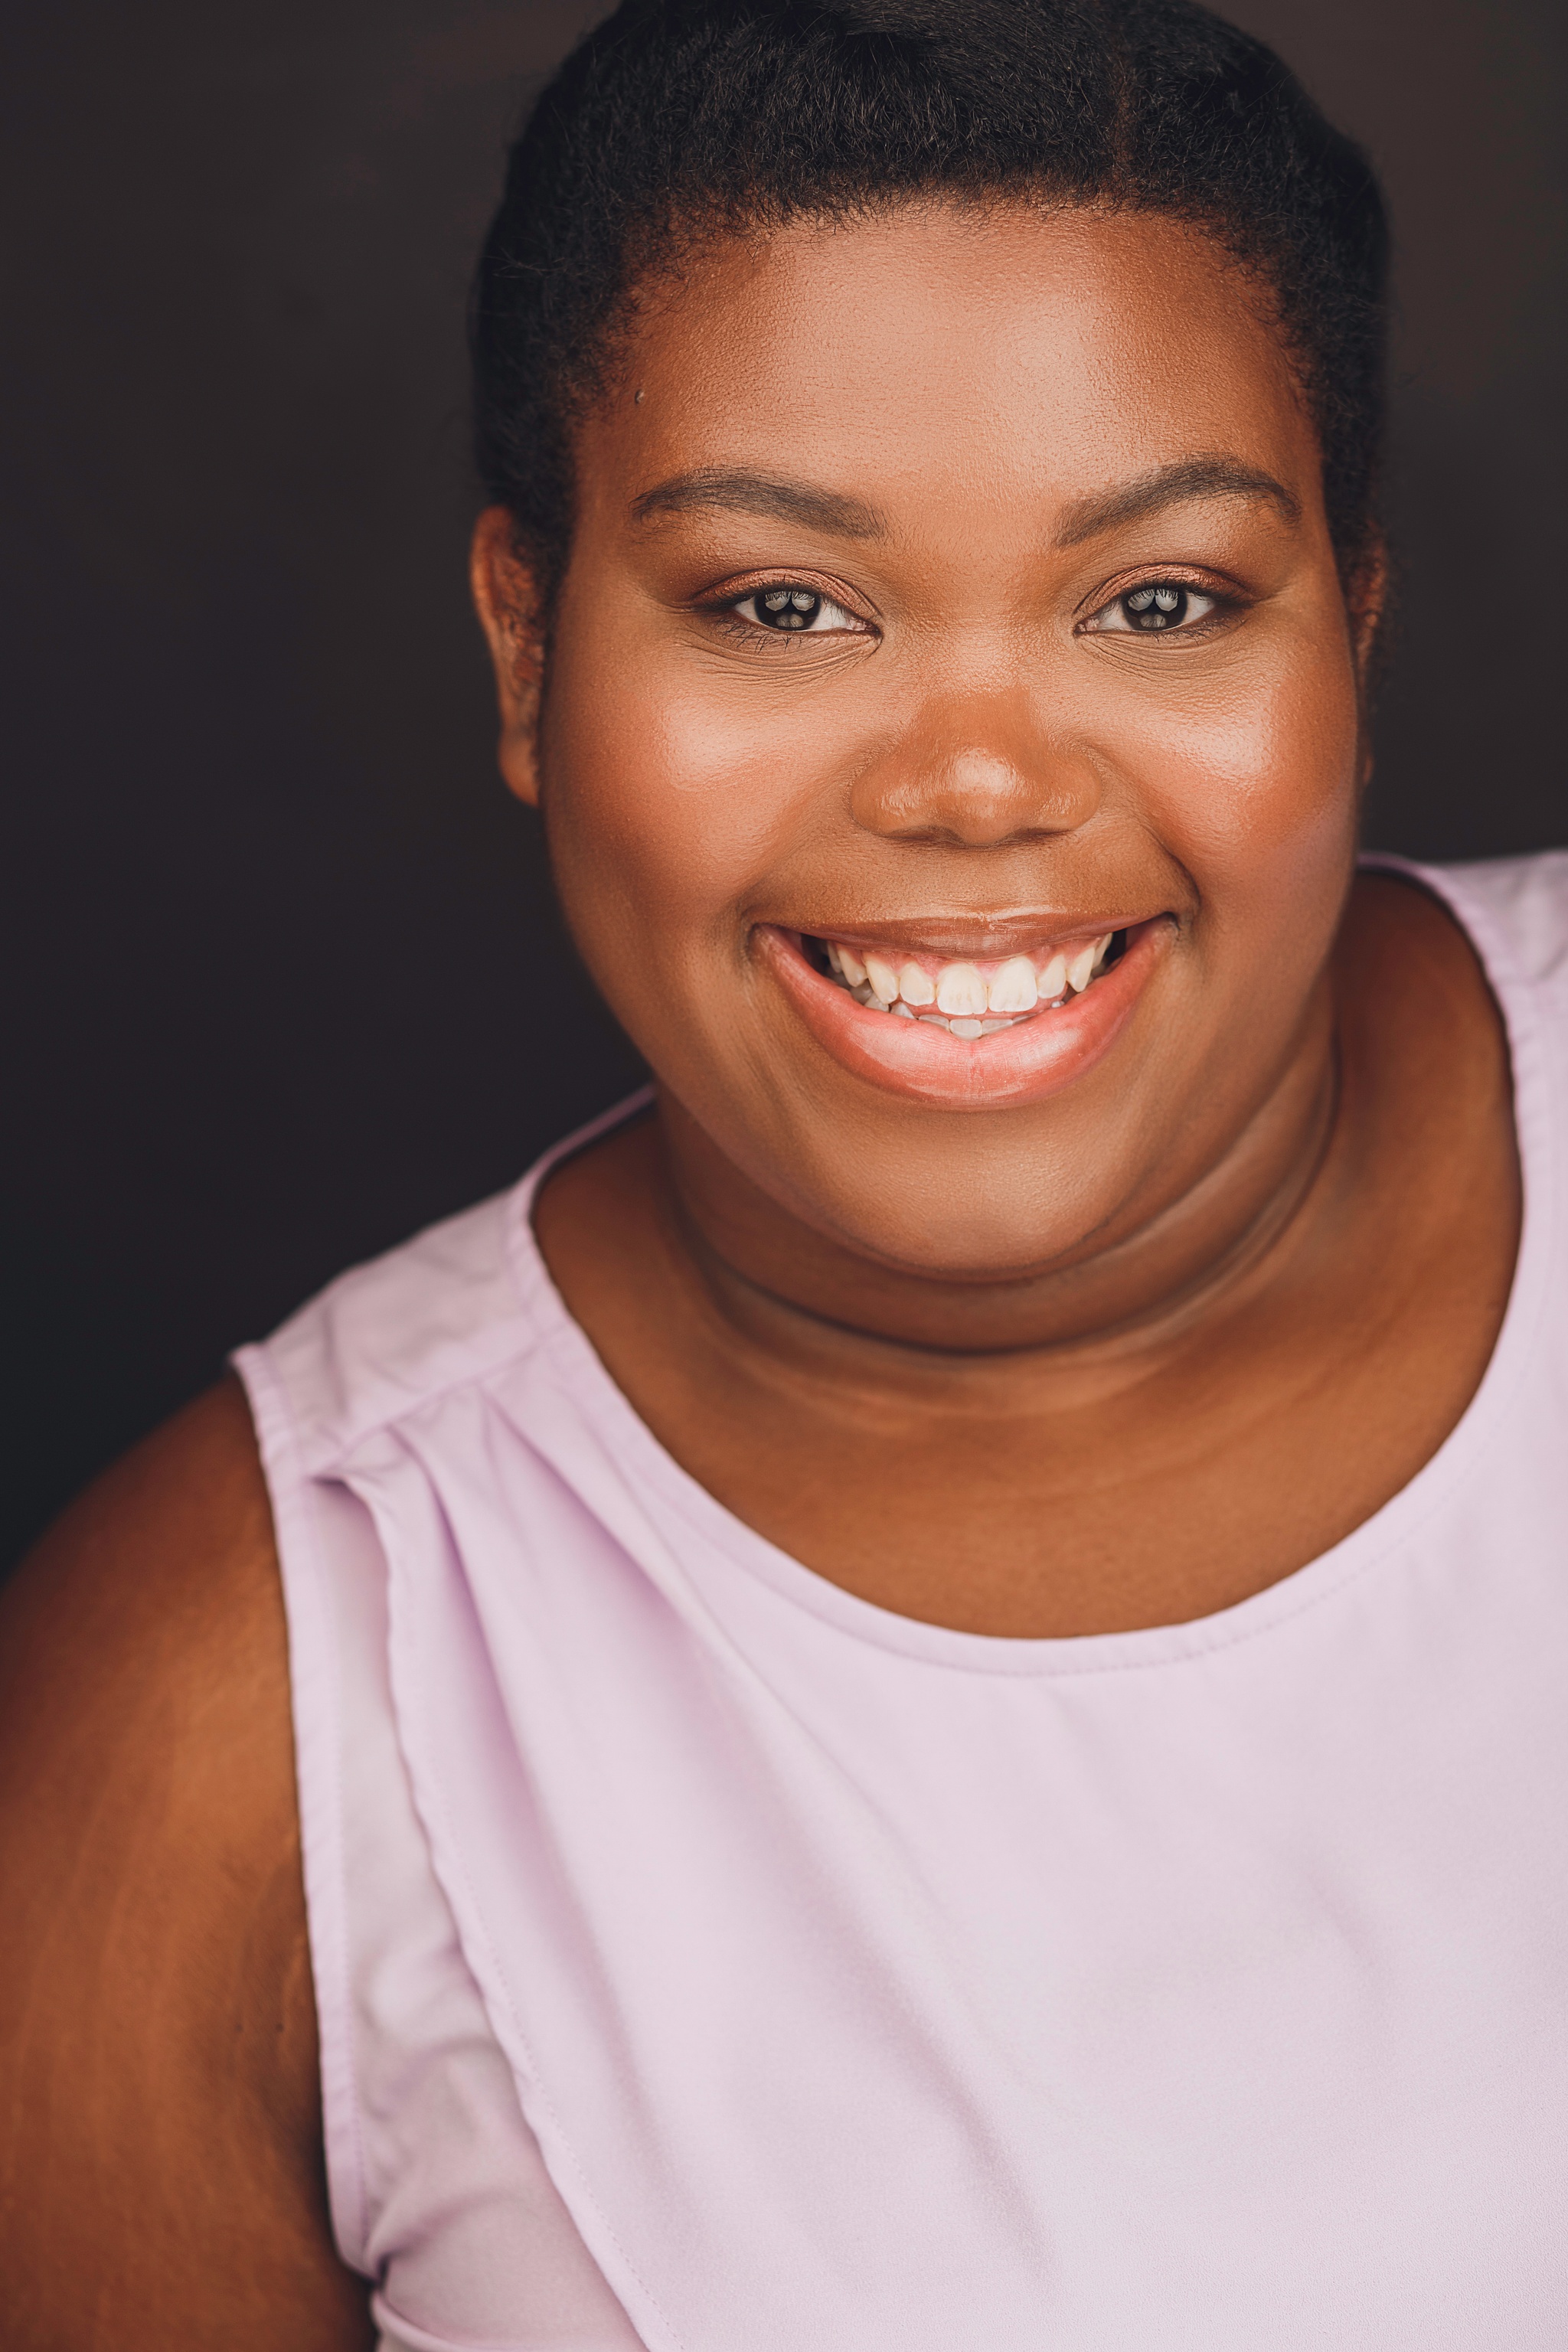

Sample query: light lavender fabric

[236,854,1568,2352]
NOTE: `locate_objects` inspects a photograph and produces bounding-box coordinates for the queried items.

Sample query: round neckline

[502,858,1557,1679]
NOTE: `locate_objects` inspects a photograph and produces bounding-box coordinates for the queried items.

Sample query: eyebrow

[629,466,887,538]
[1053,456,1301,547]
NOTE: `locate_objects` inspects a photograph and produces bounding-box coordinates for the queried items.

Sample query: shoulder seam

[312,1318,552,1481]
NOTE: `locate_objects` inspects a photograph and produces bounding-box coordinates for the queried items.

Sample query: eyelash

[707,582,868,642]
[702,572,1241,645]
[1080,577,1236,639]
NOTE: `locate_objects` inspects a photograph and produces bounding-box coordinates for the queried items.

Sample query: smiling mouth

[799,928,1129,1037]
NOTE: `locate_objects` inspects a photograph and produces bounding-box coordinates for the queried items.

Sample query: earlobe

[470,508,545,808]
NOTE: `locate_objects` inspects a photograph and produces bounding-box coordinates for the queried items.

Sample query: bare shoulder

[0,1380,372,2348]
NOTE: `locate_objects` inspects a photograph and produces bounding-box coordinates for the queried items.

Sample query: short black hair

[472,0,1388,613]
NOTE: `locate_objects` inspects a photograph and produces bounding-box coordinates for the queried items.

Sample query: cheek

[1111,622,1362,949]
[540,603,848,990]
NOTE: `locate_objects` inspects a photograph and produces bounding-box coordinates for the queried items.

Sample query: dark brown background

[2,0,1563,1567]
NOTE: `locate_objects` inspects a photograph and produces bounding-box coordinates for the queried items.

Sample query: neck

[650,985,1339,1372]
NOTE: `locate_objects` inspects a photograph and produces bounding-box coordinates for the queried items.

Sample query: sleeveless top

[234,853,1568,2352]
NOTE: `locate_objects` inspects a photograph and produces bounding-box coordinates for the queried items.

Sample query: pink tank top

[235,853,1568,2352]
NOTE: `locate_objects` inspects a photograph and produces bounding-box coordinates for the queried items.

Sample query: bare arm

[0,1380,374,2348]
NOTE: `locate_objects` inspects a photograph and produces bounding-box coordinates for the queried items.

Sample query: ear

[470,508,547,808]
[1348,532,1390,700]
[1344,534,1390,792]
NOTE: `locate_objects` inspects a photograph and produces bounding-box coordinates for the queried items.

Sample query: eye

[733,585,862,633]
[1084,582,1220,635]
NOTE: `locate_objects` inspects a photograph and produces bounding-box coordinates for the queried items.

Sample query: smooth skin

[0,201,1518,2335]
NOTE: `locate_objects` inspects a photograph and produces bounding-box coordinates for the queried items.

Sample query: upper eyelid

[704,585,877,636]
[699,570,877,613]
[1076,565,1243,619]
[694,569,1240,626]
[1080,581,1231,638]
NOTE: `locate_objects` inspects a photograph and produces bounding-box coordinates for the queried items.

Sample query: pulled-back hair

[472,0,1388,612]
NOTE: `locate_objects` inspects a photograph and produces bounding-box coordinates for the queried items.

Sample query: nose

[847,686,1101,848]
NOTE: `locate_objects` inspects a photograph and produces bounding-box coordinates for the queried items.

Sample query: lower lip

[757,920,1169,1109]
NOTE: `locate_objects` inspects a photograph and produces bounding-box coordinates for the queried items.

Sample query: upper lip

[778,911,1162,958]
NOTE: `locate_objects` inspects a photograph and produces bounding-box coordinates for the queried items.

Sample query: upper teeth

[936,963,988,1018]
[825,933,1116,1019]
[862,952,900,1005]
[988,956,1040,1013]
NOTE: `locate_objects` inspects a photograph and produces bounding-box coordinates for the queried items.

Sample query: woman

[2,0,1561,2343]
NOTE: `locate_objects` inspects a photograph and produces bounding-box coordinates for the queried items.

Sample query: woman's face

[486,202,1367,1279]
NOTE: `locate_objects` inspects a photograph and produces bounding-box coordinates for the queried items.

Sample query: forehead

[581,202,1315,527]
